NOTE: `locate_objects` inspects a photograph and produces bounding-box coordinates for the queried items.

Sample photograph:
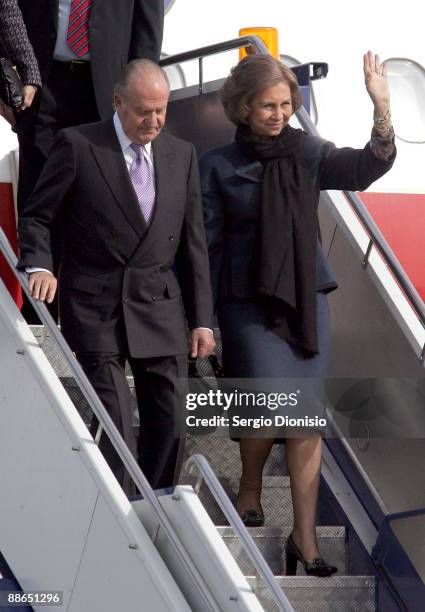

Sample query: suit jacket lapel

[89,120,148,240]
[150,133,174,228]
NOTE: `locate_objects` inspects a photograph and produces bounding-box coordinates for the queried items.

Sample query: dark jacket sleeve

[175,144,214,330]
[0,0,41,86]
[17,130,76,271]
[199,153,226,309]
[129,0,164,63]
[312,135,396,192]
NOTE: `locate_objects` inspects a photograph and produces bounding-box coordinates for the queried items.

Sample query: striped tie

[130,144,156,223]
[66,0,93,58]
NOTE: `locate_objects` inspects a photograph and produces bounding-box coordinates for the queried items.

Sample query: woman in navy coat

[200,52,395,576]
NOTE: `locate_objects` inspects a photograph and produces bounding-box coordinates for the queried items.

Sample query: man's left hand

[190,328,216,359]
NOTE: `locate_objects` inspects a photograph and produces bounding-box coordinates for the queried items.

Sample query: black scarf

[235,123,319,356]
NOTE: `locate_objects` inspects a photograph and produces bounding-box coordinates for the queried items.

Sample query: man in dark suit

[16,0,164,212]
[18,60,215,494]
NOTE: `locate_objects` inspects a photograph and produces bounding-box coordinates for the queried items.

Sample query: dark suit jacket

[0,0,41,86]
[18,120,214,358]
[200,134,396,306]
[16,0,163,122]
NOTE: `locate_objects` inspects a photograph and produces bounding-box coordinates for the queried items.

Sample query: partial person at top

[200,51,395,577]
[15,0,164,214]
[0,0,42,122]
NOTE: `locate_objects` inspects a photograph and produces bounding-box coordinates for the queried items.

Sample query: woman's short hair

[221,54,303,125]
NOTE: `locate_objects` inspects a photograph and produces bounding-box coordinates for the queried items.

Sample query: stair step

[217,526,346,575]
[180,476,295,528]
[246,575,375,612]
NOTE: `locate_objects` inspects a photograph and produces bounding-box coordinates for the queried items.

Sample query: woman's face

[247,82,293,137]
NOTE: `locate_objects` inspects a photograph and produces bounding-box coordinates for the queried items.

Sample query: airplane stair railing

[0,227,222,611]
[0,227,287,611]
[185,454,294,611]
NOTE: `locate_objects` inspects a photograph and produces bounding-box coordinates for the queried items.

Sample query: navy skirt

[217,293,330,439]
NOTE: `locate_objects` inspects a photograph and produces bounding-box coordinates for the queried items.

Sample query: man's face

[114,73,169,144]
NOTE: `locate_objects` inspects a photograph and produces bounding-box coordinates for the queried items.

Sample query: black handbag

[187,354,224,436]
[0,58,24,111]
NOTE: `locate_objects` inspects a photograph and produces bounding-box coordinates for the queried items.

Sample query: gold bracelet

[373,122,393,137]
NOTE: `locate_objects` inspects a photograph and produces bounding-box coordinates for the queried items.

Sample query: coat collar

[234,161,263,183]
[226,143,264,183]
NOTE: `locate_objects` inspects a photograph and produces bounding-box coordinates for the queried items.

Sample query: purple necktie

[130,144,156,224]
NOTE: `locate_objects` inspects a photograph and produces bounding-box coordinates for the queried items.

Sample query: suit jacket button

[169,234,174,241]
[151,296,157,301]
[123,298,128,304]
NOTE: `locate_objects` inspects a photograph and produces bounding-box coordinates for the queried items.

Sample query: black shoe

[239,508,265,527]
[285,533,337,577]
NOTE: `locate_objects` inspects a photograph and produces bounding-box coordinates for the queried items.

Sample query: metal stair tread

[247,575,376,612]
[182,475,291,487]
[217,525,345,537]
[217,525,347,576]
[247,575,375,587]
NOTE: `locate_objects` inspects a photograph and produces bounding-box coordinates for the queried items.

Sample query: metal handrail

[159,35,268,67]
[0,227,220,612]
[295,105,425,332]
[186,454,295,612]
[160,36,269,94]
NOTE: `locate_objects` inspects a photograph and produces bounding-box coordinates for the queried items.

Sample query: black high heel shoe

[239,507,265,527]
[236,491,265,527]
[285,533,337,577]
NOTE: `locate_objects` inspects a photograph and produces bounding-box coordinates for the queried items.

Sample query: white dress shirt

[112,112,155,175]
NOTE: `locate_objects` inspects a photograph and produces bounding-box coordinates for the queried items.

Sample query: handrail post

[363,240,373,268]
[199,56,204,94]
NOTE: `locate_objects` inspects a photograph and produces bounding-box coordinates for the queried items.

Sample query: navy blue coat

[200,133,395,308]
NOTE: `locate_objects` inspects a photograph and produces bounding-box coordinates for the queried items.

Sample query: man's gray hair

[113,59,170,98]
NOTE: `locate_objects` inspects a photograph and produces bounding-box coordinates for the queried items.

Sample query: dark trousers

[77,352,188,496]
[17,60,100,212]
[17,61,100,322]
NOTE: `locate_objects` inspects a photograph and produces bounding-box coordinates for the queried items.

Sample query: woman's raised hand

[363,50,390,116]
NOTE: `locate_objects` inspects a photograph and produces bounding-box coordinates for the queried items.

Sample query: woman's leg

[237,437,275,515]
[286,436,322,561]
